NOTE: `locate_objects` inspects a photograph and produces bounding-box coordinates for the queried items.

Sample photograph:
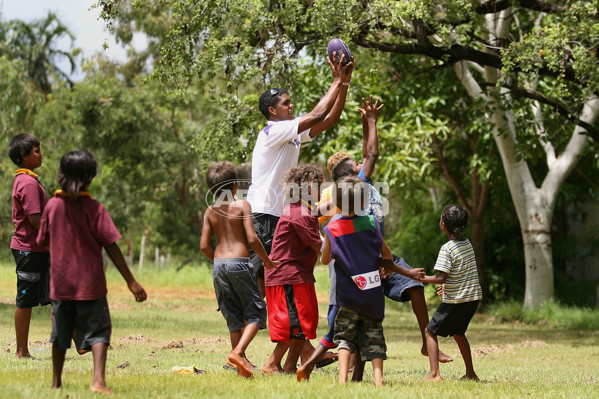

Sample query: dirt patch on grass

[119,334,156,343]
[474,340,549,357]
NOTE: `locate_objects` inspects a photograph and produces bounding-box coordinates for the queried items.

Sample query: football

[327,38,352,66]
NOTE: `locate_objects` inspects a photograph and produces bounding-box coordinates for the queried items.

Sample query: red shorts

[265,282,318,342]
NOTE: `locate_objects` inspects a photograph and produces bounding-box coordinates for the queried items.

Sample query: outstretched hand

[436,284,444,296]
[358,95,384,121]
[128,281,147,303]
[409,267,426,281]
[327,52,354,82]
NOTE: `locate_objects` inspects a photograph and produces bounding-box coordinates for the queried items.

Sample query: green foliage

[488,299,599,330]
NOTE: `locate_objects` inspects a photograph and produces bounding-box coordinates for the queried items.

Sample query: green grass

[1,261,599,398]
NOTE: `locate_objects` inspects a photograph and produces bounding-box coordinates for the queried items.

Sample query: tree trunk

[470,215,487,301]
[522,224,554,308]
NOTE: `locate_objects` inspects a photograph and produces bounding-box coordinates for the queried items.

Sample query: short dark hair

[441,204,468,236]
[334,175,367,215]
[331,158,357,182]
[259,88,287,120]
[282,164,324,202]
[206,161,237,197]
[7,133,40,166]
[58,150,97,202]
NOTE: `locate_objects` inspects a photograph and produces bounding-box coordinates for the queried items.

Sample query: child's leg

[262,341,293,374]
[372,358,384,387]
[90,342,112,394]
[282,339,305,373]
[297,342,328,381]
[350,349,365,382]
[405,286,452,363]
[337,348,351,384]
[423,328,442,381]
[454,334,479,381]
[14,307,33,359]
[51,342,66,389]
[228,324,260,378]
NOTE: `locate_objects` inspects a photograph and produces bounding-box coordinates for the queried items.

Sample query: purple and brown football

[327,38,352,66]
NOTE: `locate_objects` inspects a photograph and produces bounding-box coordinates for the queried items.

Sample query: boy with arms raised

[8,133,50,359]
[421,204,482,382]
[321,176,425,386]
[200,161,279,378]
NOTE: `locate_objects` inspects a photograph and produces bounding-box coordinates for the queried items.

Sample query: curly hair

[334,175,367,215]
[326,151,352,176]
[282,164,324,202]
[441,204,468,237]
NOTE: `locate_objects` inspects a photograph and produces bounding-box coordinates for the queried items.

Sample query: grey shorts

[248,213,279,279]
[13,249,50,308]
[50,297,112,351]
[213,257,267,332]
[334,306,387,361]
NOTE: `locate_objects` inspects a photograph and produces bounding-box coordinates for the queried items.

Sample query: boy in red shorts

[262,164,324,374]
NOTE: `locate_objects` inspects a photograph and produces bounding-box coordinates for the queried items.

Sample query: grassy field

[1,260,598,398]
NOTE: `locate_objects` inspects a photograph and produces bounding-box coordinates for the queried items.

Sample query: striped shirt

[434,239,482,304]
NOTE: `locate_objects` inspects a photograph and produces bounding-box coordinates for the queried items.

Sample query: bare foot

[460,373,479,381]
[227,353,253,378]
[421,347,453,363]
[15,352,35,360]
[261,364,282,375]
[423,374,442,382]
[51,382,61,390]
[90,382,114,395]
[296,365,312,382]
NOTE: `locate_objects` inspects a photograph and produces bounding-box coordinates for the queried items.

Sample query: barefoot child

[320,176,425,386]
[36,150,147,393]
[421,204,482,382]
[262,164,324,374]
[8,133,50,359]
[200,161,279,378]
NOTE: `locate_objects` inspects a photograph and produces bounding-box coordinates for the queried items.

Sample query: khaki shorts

[334,306,387,361]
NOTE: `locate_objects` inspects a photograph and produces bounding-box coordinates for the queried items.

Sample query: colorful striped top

[433,238,482,304]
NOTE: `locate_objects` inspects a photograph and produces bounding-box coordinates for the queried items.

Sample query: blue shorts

[13,249,50,308]
[213,257,267,332]
[382,254,424,302]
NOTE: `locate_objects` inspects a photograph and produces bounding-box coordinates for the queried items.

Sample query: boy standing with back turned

[321,176,425,386]
[200,161,279,378]
[421,204,482,382]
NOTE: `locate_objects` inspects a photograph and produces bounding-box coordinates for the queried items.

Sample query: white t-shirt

[247,118,312,216]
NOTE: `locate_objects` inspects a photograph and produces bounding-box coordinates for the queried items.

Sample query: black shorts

[427,300,480,337]
[50,297,112,351]
[248,213,279,279]
[13,249,50,308]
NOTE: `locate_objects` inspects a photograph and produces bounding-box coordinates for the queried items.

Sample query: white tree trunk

[454,13,599,307]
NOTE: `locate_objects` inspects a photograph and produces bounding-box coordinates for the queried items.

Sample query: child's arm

[358,96,383,181]
[104,242,147,302]
[421,271,448,285]
[27,213,41,230]
[378,240,425,281]
[242,202,279,270]
[321,234,332,265]
[199,209,215,263]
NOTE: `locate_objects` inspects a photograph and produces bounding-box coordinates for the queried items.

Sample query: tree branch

[486,82,599,141]
[476,0,567,15]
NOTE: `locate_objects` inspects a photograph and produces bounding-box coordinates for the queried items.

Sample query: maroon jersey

[11,173,48,252]
[37,195,121,301]
[265,202,322,286]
